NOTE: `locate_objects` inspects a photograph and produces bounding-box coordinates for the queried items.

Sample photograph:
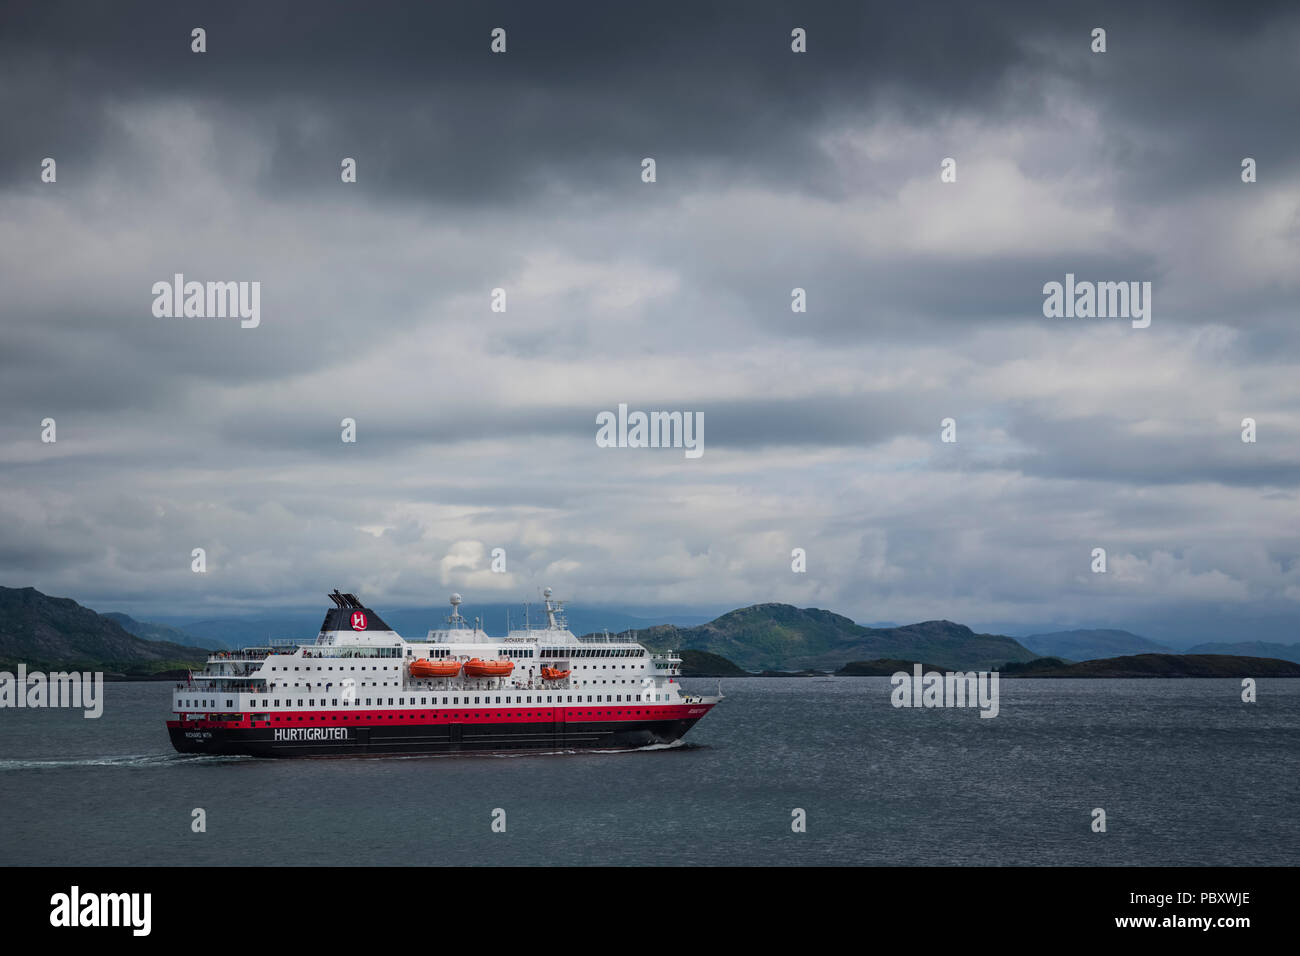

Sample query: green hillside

[0,586,212,671]
[1000,654,1300,678]
[597,603,1037,671]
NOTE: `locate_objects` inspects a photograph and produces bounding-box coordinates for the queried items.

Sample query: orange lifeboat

[410,659,462,678]
[463,658,514,678]
[540,666,570,681]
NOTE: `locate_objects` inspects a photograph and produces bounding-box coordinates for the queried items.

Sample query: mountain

[0,586,212,671]
[677,649,748,677]
[1019,628,1172,661]
[155,615,306,649]
[102,612,205,647]
[837,659,951,676]
[589,603,1038,671]
[1000,653,1300,678]
[1185,641,1300,664]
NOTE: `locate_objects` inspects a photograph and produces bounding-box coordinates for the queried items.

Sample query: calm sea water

[1,677,1296,866]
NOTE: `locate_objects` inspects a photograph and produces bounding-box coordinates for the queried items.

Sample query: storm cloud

[1,1,1297,645]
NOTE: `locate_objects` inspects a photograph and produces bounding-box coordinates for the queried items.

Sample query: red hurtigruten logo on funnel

[351,611,367,631]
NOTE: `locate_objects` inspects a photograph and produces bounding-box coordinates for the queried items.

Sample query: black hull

[169,716,704,758]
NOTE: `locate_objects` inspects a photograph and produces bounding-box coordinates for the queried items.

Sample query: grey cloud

[2,1,1298,646]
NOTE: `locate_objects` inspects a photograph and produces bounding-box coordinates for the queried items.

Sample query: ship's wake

[0,753,251,771]
[334,740,697,762]
[591,739,691,754]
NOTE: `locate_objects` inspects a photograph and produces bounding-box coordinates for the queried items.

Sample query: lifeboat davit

[410,659,462,678]
[463,658,514,678]
[540,666,570,681]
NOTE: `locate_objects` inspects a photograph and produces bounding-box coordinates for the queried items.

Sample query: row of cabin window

[555,648,646,658]
[268,664,397,671]
[178,692,671,709]
[268,659,650,673]
[402,649,539,659]
[218,675,651,696]
[301,647,401,658]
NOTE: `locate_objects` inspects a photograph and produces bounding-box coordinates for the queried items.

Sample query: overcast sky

[1,1,1297,645]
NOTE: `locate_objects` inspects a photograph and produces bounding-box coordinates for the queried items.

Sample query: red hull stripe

[168,703,713,730]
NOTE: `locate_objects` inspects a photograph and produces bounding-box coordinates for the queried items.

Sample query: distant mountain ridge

[588,602,1039,672]
[1185,641,1300,664]
[1019,628,1172,661]
[10,583,1294,675]
[0,586,211,671]
[1001,654,1300,678]
[102,612,205,648]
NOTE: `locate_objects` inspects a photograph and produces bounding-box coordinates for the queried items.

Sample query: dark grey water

[1,677,1296,866]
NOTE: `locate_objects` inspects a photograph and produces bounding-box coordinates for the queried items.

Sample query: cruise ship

[167,589,720,757]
